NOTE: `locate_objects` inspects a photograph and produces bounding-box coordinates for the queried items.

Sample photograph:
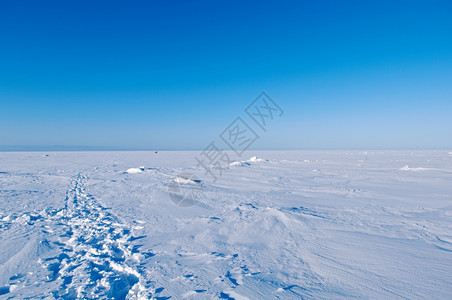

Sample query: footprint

[0,286,10,296]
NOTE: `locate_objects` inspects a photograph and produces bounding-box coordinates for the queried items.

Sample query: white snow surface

[0,150,451,299]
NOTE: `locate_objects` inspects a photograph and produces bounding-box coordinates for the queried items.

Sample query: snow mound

[229,156,266,167]
[173,176,201,185]
[126,166,145,174]
[229,161,251,167]
[249,156,265,162]
[400,165,425,171]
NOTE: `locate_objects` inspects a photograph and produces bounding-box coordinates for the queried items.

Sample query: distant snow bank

[229,156,267,167]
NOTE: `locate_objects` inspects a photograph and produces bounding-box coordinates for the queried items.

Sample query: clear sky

[0,0,451,150]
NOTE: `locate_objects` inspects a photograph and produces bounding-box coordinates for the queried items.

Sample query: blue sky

[0,0,451,150]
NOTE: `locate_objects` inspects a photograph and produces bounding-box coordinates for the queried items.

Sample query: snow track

[38,172,151,299]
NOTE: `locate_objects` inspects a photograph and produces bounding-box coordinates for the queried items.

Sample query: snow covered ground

[0,150,451,299]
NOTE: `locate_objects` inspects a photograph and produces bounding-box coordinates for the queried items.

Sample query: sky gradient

[1,0,451,150]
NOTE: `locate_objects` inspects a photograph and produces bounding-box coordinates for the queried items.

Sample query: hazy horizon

[0,145,450,152]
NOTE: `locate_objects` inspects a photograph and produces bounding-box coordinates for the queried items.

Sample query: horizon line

[0,145,450,152]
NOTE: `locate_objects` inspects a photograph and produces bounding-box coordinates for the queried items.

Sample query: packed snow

[0,150,451,299]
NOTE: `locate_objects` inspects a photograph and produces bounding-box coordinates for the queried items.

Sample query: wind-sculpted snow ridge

[41,172,150,299]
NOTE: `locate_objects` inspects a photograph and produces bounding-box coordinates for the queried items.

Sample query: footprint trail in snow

[42,172,151,299]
